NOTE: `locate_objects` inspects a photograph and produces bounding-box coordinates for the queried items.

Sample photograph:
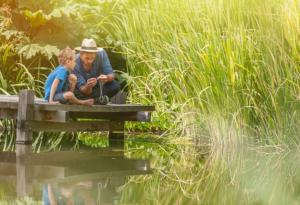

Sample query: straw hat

[75,38,101,52]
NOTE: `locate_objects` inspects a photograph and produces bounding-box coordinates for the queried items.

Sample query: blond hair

[58,47,75,65]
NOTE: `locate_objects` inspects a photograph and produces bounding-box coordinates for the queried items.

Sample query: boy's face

[65,57,76,71]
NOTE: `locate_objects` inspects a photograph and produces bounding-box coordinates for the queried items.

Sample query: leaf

[48,8,63,19]
[1,30,20,40]
[41,45,60,59]
[18,0,55,13]
[22,9,47,28]
[0,71,8,90]
[17,43,59,60]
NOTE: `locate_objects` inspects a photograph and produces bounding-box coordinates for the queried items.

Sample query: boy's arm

[49,79,60,103]
[47,184,58,205]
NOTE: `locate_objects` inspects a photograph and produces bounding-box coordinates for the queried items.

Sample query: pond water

[1,131,297,205]
[0,133,200,205]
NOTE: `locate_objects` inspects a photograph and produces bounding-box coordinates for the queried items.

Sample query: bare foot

[82,99,94,106]
[49,101,60,105]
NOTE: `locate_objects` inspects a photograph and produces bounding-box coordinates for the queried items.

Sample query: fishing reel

[98,95,109,105]
[97,81,109,105]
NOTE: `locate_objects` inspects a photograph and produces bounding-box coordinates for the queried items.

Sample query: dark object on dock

[0,89,155,148]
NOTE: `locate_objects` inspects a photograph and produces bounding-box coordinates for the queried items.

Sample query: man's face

[80,52,97,70]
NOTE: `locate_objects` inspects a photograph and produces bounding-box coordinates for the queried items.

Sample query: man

[73,38,120,104]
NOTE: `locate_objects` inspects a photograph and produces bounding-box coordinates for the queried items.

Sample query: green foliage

[17,44,59,60]
[110,0,300,137]
[0,0,118,96]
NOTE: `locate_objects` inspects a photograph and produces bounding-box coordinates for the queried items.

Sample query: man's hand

[97,75,108,83]
[97,74,114,83]
[86,78,97,88]
[80,78,97,96]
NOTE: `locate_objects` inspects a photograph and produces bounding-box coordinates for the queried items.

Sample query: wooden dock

[0,89,155,147]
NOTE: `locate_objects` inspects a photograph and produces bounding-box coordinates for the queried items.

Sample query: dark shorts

[53,92,68,104]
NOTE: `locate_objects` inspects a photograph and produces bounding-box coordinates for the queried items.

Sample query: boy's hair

[58,47,75,65]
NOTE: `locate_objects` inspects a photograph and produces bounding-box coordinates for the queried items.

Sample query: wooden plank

[34,110,69,122]
[0,101,18,109]
[0,94,154,113]
[0,162,16,175]
[69,111,151,122]
[26,121,121,132]
[0,109,69,122]
[0,95,44,109]
[0,95,45,102]
[0,100,154,113]
[0,108,17,119]
[34,103,155,112]
[16,90,34,143]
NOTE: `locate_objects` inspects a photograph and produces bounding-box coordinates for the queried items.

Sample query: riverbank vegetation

[0,0,300,204]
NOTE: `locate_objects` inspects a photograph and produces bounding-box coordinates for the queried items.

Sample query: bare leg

[63,92,94,106]
[68,74,77,92]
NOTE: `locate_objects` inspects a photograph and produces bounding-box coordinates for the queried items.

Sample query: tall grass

[110,0,300,140]
[106,3,300,202]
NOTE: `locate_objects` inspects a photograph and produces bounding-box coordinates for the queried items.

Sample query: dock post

[109,122,125,149]
[109,91,126,149]
[16,90,34,144]
[16,145,32,197]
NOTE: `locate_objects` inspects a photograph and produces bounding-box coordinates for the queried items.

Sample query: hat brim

[75,47,102,53]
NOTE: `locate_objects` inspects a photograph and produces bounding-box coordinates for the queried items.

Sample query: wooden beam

[0,94,155,113]
[0,101,18,109]
[34,110,69,122]
[69,111,151,122]
[34,103,155,112]
[0,108,17,119]
[0,109,69,122]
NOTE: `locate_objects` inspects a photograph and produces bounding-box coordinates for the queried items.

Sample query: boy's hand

[86,78,97,88]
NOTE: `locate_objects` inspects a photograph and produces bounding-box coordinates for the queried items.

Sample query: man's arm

[73,64,97,96]
[98,49,115,83]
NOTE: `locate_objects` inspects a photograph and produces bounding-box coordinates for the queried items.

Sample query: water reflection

[0,144,152,204]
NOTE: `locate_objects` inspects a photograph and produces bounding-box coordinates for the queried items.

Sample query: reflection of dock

[0,145,151,199]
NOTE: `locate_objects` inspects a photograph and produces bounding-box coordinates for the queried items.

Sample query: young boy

[44,47,94,105]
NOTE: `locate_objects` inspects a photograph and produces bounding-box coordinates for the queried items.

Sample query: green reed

[109,0,300,139]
